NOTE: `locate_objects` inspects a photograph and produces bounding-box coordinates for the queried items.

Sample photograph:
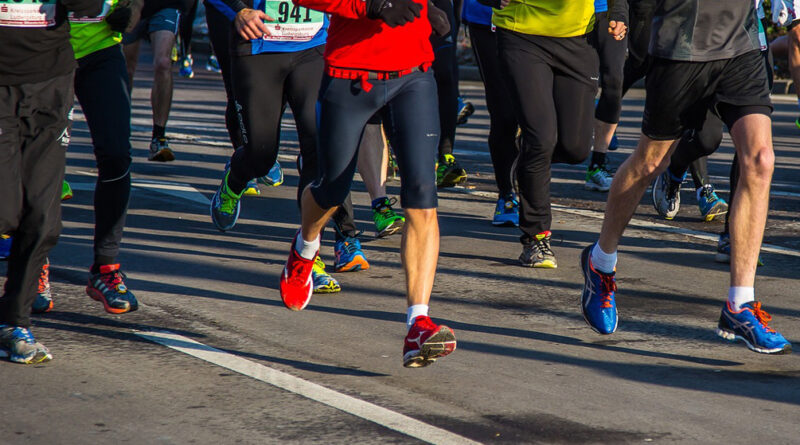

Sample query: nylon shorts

[642,50,772,141]
[122,8,181,44]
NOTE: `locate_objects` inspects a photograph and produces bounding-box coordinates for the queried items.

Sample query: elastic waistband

[325,63,431,92]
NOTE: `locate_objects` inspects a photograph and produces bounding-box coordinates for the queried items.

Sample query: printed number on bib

[262,0,323,42]
[0,0,57,28]
[69,0,113,23]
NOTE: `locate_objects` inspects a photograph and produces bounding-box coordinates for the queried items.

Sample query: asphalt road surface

[1,57,799,444]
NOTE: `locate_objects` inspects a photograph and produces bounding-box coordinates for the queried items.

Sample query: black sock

[153,125,166,139]
[91,255,116,273]
[590,151,607,167]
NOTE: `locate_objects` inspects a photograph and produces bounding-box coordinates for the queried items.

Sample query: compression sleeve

[293,0,367,19]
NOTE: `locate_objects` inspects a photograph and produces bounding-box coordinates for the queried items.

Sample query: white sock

[294,232,320,260]
[406,304,429,330]
[590,242,617,274]
[728,287,755,311]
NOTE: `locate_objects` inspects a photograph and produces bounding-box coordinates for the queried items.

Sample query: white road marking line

[135,330,481,445]
[67,175,211,205]
[447,187,800,258]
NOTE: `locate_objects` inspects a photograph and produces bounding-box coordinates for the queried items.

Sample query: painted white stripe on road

[135,330,481,445]
[447,187,800,258]
[67,175,210,205]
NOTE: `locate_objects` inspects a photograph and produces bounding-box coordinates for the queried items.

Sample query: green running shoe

[372,197,404,238]
[312,256,340,294]
[211,169,243,231]
[61,180,73,201]
[436,153,467,188]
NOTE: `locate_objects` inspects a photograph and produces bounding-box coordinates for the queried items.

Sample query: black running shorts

[642,50,772,141]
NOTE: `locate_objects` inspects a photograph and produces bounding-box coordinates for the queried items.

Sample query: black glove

[427,1,450,36]
[366,0,423,27]
[106,0,133,33]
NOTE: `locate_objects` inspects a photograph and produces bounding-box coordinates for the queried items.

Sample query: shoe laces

[376,198,399,216]
[38,262,50,294]
[699,185,718,202]
[532,233,554,257]
[289,254,314,285]
[14,327,36,345]
[599,274,617,309]
[97,269,125,292]
[748,302,776,333]
[339,234,362,255]
[220,179,241,215]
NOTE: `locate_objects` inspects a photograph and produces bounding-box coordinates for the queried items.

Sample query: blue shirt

[595,0,607,13]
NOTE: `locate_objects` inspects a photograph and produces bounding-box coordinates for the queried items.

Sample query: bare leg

[727,114,773,288]
[593,120,618,154]
[357,124,389,200]
[402,208,439,307]
[149,30,176,128]
[598,135,677,253]
[300,186,338,242]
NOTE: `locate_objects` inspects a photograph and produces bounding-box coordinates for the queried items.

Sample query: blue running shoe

[312,256,341,293]
[715,233,764,266]
[0,235,11,260]
[492,194,519,227]
[717,301,791,354]
[206,54,222,73]
[179,55,194,78]
[456,97,475,126]
[0,325,52,364]
[243,178,260,196]
[334,234,370,272]
[211,168,243,232]
[697,185,728,222]
[580,244,618,334]
[608,133,619,151]
[258,161,284,187]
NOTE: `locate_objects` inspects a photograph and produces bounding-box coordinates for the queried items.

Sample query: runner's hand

[366,0,422,27]
[235,8,273,40]
[428,1,450,36]
[608,20,626,40]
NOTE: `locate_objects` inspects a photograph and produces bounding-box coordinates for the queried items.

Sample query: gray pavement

[1,62,799,444]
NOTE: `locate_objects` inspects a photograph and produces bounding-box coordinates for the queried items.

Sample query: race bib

[0,0,57,28]
[262,0,323,42]
[69,0,112,23]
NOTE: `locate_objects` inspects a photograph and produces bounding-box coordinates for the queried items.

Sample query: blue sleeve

[594,0,607,13]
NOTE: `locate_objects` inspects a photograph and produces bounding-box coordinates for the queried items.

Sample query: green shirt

[69,0,121,60]
[492,0,595,38]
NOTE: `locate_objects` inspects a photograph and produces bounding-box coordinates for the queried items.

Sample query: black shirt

[649,0,760,62]
[0,0,103,86]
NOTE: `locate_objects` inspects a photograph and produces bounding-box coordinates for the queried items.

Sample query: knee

[694,130,722,157]
[552,137,590,165]
[400,177,437,210]
[97,154,132,182]
[739,144,774,181]
[154,56,173,76]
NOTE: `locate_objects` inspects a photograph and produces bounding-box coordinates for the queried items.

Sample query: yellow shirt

[492,0,596,38]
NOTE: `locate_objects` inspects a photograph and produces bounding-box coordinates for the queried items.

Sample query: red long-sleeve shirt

[294,0,433,71]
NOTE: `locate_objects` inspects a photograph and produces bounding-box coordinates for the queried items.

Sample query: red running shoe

[403,315,456,368]
[280,246,315,311]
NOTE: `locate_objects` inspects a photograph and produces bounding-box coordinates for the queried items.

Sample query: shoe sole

[651,178,678,219]
[10,349,53,364]
[701,202,728,222]
[716,328,792,355]
[86,286,136,314]
[335,258,370,273]
[313,285,341,294]
[519,256,557,269]
[148,148,175,162]
[714,252,731,264]
[242,187,260,196]
[492,220,519,227]
[584,183,610,192]
[61,194,73,201]
[377,221,404,238]
[580,246,618,335]
[403,326,457,368]
[438,172,467,188]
